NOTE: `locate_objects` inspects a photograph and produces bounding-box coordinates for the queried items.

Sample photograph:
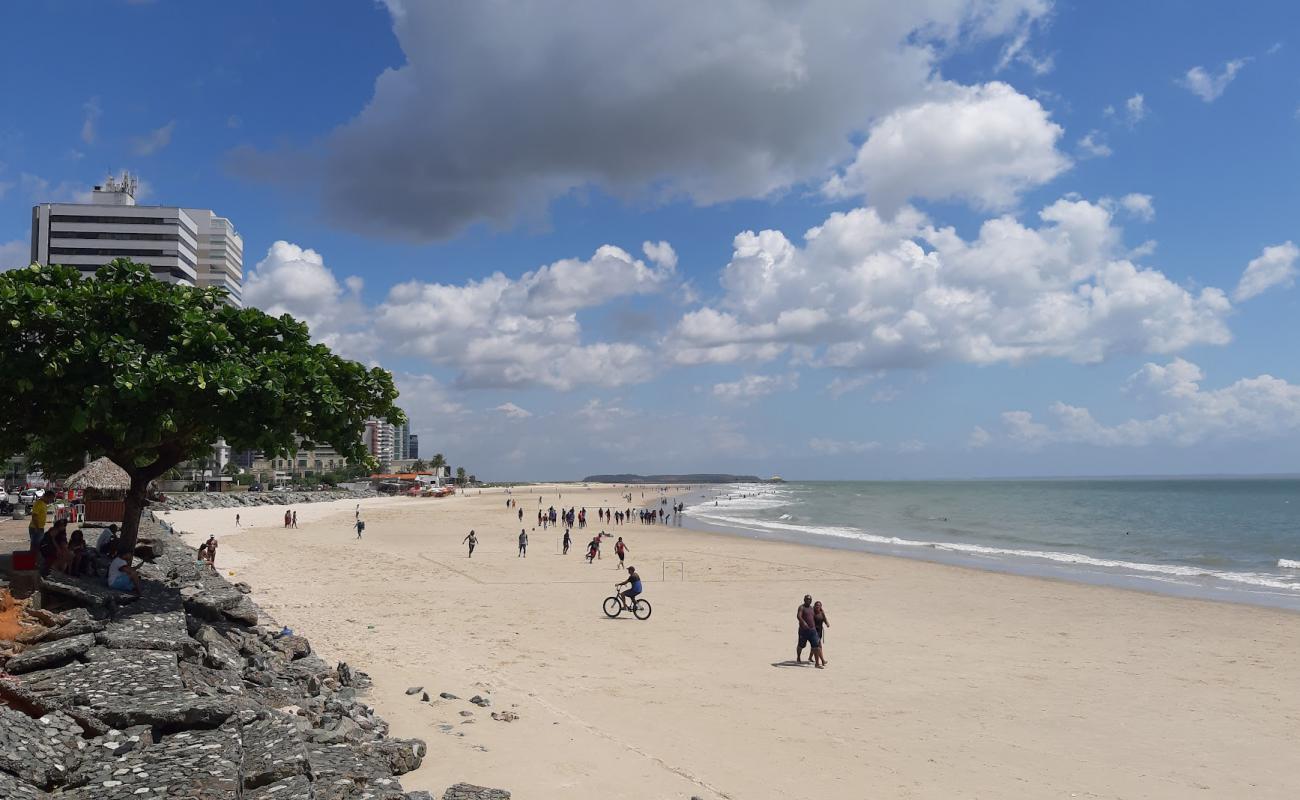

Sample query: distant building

[249,440,350,484]
[363,414,402,468]
[395,420,411,460]
[407,434,418,460]
[29,172,244,306]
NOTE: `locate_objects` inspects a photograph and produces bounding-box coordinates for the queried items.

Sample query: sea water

[680,479,1300,610]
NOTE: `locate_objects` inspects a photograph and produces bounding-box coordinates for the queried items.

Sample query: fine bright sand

[173,486,1300,799]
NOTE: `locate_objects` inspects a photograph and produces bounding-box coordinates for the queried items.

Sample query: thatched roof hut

[63,457,130,492]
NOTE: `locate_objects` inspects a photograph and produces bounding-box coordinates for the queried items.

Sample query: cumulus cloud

[824,82,1071,211]
[246,239,678,390]
[236,0,1052,240]
[968,426,993,448]
[1233,241,1298,301]
[826,374,878,399]
[1116,193,1155,222]
[1180,59,1247,102]
[809,437,879,455]
[131,120,176,156]
[994,359,1300,447]
[711,372,798,403]
[1077,131,1112,159]
[1125,93,1147,124]
[494,402,534,420]
[667,196,1233,370]
[243,241,370,355]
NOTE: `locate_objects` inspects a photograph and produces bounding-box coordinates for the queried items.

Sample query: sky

[2,0,1299,481]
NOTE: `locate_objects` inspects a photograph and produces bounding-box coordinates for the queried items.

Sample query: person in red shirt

[614,536,629,567]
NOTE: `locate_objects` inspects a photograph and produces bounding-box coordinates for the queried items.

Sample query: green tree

[0,261,403,556]
[456,466,466,485]
[430,452,446,476]
[222,461,240,477]
[410,458,427,472]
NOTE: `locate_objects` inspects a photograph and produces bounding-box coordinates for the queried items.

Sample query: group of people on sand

[796,594,830,668]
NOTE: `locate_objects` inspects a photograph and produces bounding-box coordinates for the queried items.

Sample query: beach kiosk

[63,457,129,523]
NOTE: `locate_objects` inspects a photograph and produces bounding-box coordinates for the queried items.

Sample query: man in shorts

[614,536,629,567]
[797,594,824,668]
[616,566,642,609]
[518,528,528,557]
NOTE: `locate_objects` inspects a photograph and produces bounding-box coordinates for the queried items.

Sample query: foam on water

[1279,559,1300,570]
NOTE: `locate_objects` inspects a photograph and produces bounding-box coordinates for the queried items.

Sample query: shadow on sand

[770,660,814,668]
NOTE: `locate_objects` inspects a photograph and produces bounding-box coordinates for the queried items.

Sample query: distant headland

[583,473,780,484]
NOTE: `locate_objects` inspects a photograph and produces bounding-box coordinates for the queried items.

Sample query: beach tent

[63,457,129,522]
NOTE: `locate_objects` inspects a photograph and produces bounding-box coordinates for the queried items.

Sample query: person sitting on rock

[105,543,141,595]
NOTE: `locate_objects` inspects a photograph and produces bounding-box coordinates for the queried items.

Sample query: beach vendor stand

[62,457,129,523]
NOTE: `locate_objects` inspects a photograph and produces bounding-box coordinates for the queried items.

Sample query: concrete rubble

[1,514,512,798]
[156,489,378,512]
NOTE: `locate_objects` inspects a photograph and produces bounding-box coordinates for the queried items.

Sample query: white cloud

[826,374,878,399]
[994,359,1300,447]
[243,241,371,356]
[668,196,1232,371]
[871,386,902,404]
[1125,93,1147,124]
[1077,130,1112,159]
[1117,193,1154,222]
[896,439,926,453]
[711,372,798,403]
[968,426,993,448]
[825,82,1070,211]
[1179,59,1247,102]
[20,173,93,204]
[494,402,533,419]
[809,437,879,455]
[1234,241,1299,301]
[237,0,1053,240]
[246,239,677,390]
[131,120,175,156]
[81,98,101,145]
[1,239,30,271]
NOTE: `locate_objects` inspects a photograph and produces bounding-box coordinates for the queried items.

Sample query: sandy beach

[169,485,1300,799]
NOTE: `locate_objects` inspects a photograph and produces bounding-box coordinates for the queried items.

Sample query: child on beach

[463,530,477,558]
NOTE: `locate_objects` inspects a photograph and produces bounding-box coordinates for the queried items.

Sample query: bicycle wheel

[602,597,622,618]
[633,598,652,620]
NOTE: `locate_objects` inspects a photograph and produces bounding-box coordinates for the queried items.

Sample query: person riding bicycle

[616,566,642,609]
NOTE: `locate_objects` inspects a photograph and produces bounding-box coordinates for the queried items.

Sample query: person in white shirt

[106,545,141,594]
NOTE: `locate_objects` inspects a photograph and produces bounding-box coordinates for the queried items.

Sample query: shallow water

[680,479,1300,610]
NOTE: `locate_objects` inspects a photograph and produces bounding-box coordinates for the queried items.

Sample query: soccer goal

[661,559,686,582]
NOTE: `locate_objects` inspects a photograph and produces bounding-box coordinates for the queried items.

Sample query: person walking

[355,518,365,539]
[463,529,477,558]
[284,509,291,528]
[518,528,528,557]
[235,513,240,528]
[614,536,629,567]
[813,601,830,665]
[291,510,298,528]
[28,490,50,558]
[562,528,571,555]
[796,594,824,668]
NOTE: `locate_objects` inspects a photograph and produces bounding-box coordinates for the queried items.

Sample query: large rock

[0,770,51,800]
[442,784,512,800]
[246,774,313,799]
[183,585,260,626]
[363,738,426,776]
[5,633,95,674]
[0,705,84,789]
[60,724,242,799]
[239,712,310,790]
[88,689,239,732]
[306,742,406,800]
[195,624,245,671]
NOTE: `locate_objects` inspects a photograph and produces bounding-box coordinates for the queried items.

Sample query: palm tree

[456,466,466,485]
[430,453,447,476]
[411,458,427,472]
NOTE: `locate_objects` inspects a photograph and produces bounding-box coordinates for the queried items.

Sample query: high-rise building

[408,434,419,460]
[395,420,411,460]
[29,172,244,306]
[363,417,399,466]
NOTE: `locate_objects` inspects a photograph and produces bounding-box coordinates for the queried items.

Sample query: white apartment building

[364,418,398,466]
[29,172,244,306]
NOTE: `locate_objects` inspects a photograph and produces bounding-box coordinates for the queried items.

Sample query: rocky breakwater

[0,517,511,799]
[159,489,379,512]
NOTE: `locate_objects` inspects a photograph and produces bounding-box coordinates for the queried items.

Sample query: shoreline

[168,485,1300,799]
[674,483,1300,613]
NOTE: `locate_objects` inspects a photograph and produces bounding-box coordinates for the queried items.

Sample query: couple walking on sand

[797,594,830,668]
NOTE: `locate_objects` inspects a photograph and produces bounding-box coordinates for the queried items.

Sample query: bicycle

[603,585,652,620]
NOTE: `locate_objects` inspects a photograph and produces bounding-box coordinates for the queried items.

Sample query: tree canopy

[0,260,403,552]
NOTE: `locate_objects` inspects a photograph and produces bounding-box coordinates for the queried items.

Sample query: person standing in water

[518,528,528,557]
[463,529,477,558]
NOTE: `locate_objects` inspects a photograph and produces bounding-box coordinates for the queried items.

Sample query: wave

[686,510,1300,594]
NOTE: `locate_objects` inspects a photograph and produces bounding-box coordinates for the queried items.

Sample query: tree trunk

[117,476,151,562]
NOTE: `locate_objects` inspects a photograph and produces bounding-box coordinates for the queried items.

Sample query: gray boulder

[5,632,95,674]
[442,784,512,800]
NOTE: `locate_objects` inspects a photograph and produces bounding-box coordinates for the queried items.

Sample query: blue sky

[2,0,1299,480]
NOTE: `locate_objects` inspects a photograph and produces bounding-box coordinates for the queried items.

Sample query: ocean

[679,479,1300,611]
